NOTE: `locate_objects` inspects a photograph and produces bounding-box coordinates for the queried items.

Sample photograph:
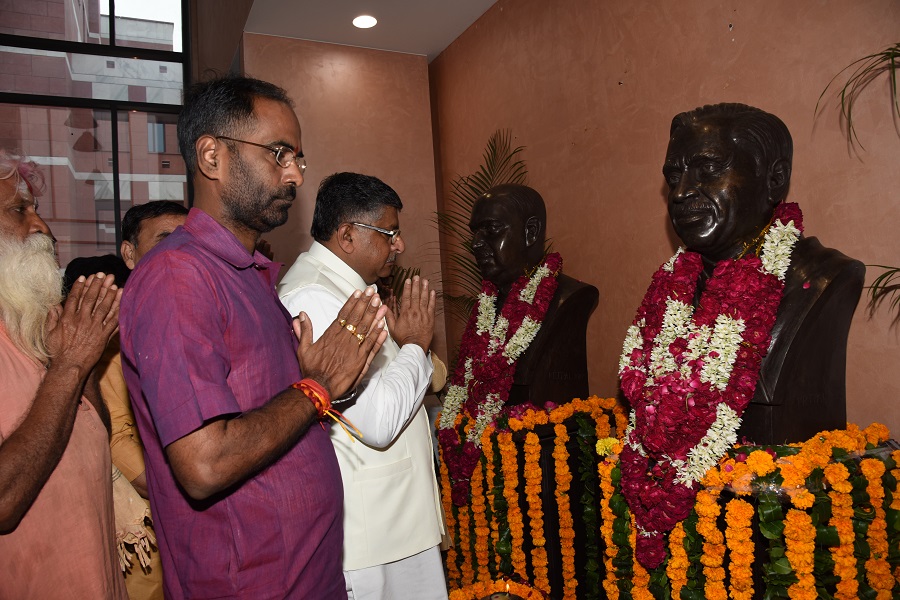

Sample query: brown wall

[429,0,900,435]
[241,34,447,358]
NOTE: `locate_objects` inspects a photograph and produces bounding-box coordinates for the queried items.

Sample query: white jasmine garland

[700,315,746,391]
[439,358,473,428]
[519,265,550,303]
[487,316,509,354]
[619,320,646,375]
[648,299,693,378]
[503,316,542,363]
[663,247,685,272]
[476,292,496,334]
[760,219,801,280]
[674,403,740,486]
[467,393,504,443]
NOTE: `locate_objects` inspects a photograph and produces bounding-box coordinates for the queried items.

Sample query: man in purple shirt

[120,76,388,599]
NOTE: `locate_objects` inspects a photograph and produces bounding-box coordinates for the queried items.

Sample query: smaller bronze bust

[469,183,599,406]
[663,103,865,444]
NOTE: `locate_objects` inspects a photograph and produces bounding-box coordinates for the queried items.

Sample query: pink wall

[241,34,447,357]
[429,0,900,435]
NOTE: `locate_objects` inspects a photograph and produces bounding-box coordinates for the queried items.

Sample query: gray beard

[0,233,63,362]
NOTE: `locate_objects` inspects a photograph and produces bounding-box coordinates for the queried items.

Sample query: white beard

[0,233,63,363]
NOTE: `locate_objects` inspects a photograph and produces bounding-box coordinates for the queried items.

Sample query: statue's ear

[524,216,541,248]
[767,158,791,206]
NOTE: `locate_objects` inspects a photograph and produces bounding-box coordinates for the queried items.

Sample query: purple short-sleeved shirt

[120,209,346,600]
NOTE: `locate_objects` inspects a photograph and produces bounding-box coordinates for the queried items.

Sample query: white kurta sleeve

[280,285,433,448]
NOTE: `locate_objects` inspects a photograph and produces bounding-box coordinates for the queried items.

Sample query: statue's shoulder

[552,273,599,309]
[788,237,864,285]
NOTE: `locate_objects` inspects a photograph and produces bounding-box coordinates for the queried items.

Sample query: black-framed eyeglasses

[215,136,307,173]
[352,222,401,245]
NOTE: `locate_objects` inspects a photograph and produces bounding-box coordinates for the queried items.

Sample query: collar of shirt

[307,240,373,293]
[184,208,283,286]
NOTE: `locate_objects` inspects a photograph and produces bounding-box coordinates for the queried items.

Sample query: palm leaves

[867,266,900,325]
[816,42,900,152]
[817,43,900,323]
[437,129,527,323]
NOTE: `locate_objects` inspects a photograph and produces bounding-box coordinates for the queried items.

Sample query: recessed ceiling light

[352,15,377,29]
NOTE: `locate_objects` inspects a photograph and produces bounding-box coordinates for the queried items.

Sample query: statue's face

[469,193,530,290]
[663,119,773,262]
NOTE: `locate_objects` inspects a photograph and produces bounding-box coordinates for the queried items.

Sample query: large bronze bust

[468,183,599,406]
[663,103,865,444]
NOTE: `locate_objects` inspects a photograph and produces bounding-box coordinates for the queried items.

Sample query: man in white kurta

[278,172,447,600]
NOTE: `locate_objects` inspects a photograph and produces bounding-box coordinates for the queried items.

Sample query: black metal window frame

[0,0,191,249]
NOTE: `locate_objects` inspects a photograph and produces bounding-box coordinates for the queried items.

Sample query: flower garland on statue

[439,253,562,506]
[618,202,804,569]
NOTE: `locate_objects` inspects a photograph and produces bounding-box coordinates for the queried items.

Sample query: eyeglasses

[352,222,401,245]
[215,136,307,173]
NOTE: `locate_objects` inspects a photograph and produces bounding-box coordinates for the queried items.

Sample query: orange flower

[861,458,893,598]
[597,460,619,600]
[439,443,461,586]
[745,449,776,477]
[470,460,491,583]
[523,431,549,594]
[497,432,527,578]
[629,514,653,599]
[784,509,817,600]
[696,488,726,598]
[667,522,689,598]
[725,498,755,600]
[552,424,577,599]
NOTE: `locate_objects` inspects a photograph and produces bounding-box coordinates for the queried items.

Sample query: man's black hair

[121,200,189,245]
[311,172,403,242]
[177,75,294,179]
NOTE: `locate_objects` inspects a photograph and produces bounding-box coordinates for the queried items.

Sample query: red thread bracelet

[292,378,331,419]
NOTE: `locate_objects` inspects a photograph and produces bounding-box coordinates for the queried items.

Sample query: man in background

[279,172,447,600]
[0,149,126,598]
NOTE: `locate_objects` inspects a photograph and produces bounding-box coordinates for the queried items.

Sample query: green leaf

[759,519,786,539]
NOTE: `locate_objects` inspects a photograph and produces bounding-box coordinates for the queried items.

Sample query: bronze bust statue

[663,103,865,444]
[469,183,599,406]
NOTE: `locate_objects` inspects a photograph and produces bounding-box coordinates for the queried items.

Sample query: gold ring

[355,332,366,345]
[345,323,357,334]
[338,318,347,328]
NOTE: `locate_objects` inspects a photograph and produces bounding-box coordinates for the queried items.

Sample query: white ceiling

[244,0,497,62]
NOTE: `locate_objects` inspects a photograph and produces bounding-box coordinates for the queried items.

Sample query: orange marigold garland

[523,431,550,594]
[824,461,857,600]
[457,492,475,586]
[861,458,893,598]
[471,460,491,583]
[628,514,653,600]
[724,497,755,600]
[498,431,527,578]
[597,459,619,600]
[784,509,817,600]
[666,521,689,598]
[480,425,500,576]
[696,488,727,600]
[552,423,577,599]
[440,436,462,586]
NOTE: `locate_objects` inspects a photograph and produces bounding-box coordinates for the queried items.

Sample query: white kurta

[278,242,447,600]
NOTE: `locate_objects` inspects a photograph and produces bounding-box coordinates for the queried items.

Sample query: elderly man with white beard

[0,150,127,599]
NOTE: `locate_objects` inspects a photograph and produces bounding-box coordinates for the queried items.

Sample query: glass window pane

[108,0,183,52]
[0,46,183,104]
[0,0,110,45]
[0,104,186,266]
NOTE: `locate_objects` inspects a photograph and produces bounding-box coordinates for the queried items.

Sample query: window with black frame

[0,0,188,267]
